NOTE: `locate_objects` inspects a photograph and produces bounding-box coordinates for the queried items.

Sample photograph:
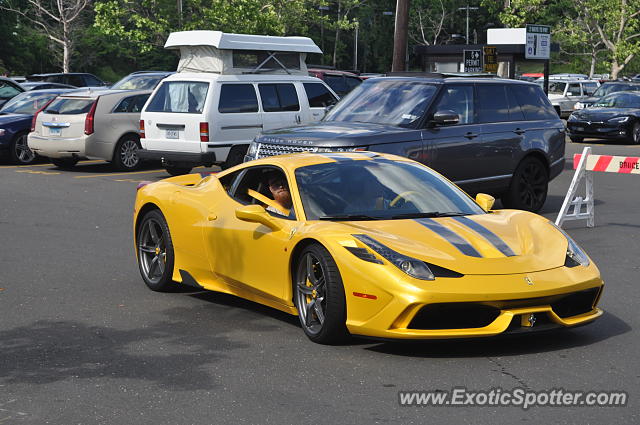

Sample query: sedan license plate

[49,127,61,136]
[166,129,179,139]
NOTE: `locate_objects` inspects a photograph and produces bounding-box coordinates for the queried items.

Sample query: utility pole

[458,4,478,45]
[391,0,410,72]
[177,0,183,27]
[353,22,359,71]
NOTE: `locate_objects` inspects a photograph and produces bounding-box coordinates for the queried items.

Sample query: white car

[28,89,151,170]
[137,31,339,176]
[538,79,600,118]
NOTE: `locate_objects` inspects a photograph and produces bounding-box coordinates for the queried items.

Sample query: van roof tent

[165,30,322,75]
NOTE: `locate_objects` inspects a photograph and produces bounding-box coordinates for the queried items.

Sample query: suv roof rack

[387,72,497,78]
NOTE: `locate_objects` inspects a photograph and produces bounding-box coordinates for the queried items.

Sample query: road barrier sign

[572,153,640,174]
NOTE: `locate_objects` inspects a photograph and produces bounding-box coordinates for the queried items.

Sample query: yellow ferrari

[133,152,603,344]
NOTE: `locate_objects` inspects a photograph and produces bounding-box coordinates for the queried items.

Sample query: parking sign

[525,24,551,59]
[463,50,482,72]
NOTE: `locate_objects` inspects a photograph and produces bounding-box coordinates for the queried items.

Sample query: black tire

[570,136,583,143]
[221,145,248,170]
[51,157,79,169]
[113,135,141,171]
[165,166,192,176]
[630,122,640,145]
[501,157,549,212]
[136,209,175,291]
[294,243,350,344]
[9,132,37,165]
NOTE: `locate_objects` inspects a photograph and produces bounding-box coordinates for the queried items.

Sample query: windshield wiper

[318,214,383,221]
[390,212,468,219]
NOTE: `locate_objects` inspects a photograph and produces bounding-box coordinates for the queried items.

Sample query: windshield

[295,159,484,221]
[593,92,640,108]
[0,91,59,114]
[592,84,639,97]
[324,79,437,127]
[111,74,167,90]
[547,82,567,95]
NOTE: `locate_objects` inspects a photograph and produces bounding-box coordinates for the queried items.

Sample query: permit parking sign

[463,50,482,72]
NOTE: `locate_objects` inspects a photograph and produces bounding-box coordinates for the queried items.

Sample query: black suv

[246,75,565,212]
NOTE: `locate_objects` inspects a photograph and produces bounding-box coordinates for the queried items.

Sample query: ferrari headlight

[608,116,629,123]
[353,234,435,280]
[548,222,590,267]
[246,141,260,159]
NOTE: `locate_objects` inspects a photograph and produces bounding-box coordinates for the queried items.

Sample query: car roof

[162,72,325,83]
[308,68,360,77]
[362,75,536,85]
[57,88,152,98]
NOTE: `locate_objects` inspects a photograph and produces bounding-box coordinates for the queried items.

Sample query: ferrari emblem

[528,314,536,327]
[525,276,534,285]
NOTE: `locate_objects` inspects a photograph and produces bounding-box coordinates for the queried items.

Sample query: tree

[0,0,92,72]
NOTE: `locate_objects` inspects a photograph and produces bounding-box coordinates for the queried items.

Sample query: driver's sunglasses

[268,179,288,189]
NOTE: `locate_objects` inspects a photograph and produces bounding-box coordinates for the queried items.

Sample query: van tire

[165,166,192,176]
[221,145,248,170]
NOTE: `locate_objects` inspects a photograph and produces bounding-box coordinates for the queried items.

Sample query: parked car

[567,91,640,144]
[110,71,173,90]
[247,76,566,212]
[573,81,640,110]
[0,89,74,164]
[28,89,152,170]
[21,82,77,91]
[138,31,339,176]
[26,73,109,88]
[308,68,362,96]
[133,152,603,344]
[537,79,600,117]
[0,76,25,108]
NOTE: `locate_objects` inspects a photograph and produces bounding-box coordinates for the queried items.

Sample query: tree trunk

[589,51,596,78]
[610,60,623,80]
[63,22,70,73]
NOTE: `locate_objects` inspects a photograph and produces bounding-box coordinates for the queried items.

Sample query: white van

[138,31,339,175]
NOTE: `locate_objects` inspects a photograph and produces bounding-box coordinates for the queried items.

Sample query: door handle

[464,132,478,139]
[514,128,525,135]
[207,213,217,221]
[295,114,301,124]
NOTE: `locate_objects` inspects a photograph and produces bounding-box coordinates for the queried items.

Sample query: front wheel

[9,132,36,165]
[136,209,175,291]
[501,157,549,212]
[165,166,192,176]
[629,122,640,145]
[294,243,349,344]
[51,158,79,169]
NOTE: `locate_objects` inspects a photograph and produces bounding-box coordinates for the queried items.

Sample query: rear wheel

[630,122,640,145]
[502,157,549,212]
[569,136,583,143]
[221,145,248,170]
[9,132,36,165]
[165,166,192,176]
[136,209,175,291]
[51,158,79,169]
[113,135,141,170]
[294,243,349,344]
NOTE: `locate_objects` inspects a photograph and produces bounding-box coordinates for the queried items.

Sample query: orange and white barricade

[556,147,640,228]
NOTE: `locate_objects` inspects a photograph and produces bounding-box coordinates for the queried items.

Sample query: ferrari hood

[324,210,568,275]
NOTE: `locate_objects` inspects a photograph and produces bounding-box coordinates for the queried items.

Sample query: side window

[324,75,348,95]
[84,75,103,86]
[67,75,85,87]
[476,84,509,123]
[45,75,64,84]
[218,84,258,113]
[568,83,581,96]
[433,85,474,124]
[505,86,526,121]
[131,94,150,112]
[0,82,21,99]
[583,83,598,95]
[113,95,136,113]
[146,81,209,113]
[303,83,338,108]
[512,85,558,120]
[345,77,362,91]
[232,166,296,219]
[258,83,300,112]
[219,169,244,195]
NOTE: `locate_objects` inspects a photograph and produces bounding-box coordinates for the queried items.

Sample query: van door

[301,82,339,123]
[210,83,263,153]
[257,83,301,130]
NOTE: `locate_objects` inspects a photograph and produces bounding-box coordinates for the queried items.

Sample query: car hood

[0,113,33,124]
[571,108,640,121]
[316,209,568,275]
[257,122,418,147]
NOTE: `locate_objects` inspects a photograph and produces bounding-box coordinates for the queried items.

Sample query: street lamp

[319,5,330,64]
[458,4,478,45]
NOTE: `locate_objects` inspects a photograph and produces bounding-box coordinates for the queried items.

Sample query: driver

[265,171,293,217]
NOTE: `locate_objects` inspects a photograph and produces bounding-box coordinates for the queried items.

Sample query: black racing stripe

[452,216,516,257]
[315,152,354,162]
[415,218,482,257]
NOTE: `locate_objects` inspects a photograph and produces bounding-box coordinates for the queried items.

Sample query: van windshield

[324,80,437,127]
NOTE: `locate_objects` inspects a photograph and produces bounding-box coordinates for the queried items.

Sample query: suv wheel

[165,166,192,176]
[113,135,141,171]
[502,157,549,212]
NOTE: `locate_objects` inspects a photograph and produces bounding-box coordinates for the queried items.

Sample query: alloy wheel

[138,218,166,284]
[14,134,35,164]
[295,252,327,335]
[120,139,140,169]
[517,162,547,210]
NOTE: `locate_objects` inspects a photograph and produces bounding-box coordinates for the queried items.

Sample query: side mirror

[475,193,495,212]
[235,204,282,230]
[324,103,336,114]
[432,110,460,126]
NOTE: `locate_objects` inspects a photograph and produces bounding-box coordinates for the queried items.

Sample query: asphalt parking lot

[1,140,639,424]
